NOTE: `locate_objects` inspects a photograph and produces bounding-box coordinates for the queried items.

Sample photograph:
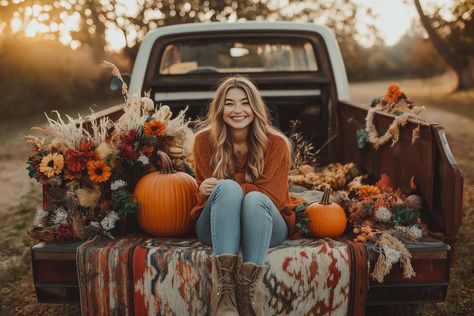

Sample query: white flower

[111,180,127,191]
[101,211,120,231]
[407,225,423,240]
[90,221,101,229]
[138,155,149,166]
[52,206,68,226]
[375,207,392,222]
[33,207,48,227]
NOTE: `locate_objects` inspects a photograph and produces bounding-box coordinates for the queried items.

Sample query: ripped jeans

[195,179,288,265]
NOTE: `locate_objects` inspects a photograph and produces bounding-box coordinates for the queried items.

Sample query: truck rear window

[159,37,318,75]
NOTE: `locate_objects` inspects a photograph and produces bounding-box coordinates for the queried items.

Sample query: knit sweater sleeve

[240,135,290,210]
[192,131,214,202]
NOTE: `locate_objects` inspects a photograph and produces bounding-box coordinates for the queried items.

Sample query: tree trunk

[456,58,474,90]
[414,0,474,90]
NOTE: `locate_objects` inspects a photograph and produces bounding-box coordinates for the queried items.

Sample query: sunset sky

[5,0,455,51]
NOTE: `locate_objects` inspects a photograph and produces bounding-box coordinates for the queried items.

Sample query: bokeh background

[0,0,472,315]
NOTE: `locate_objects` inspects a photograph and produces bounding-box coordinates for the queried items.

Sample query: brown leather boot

[210,254,239,316]
[237,262,267,316]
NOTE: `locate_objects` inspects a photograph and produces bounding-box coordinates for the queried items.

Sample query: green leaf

[370,98,381,107]
[356,129,369,149]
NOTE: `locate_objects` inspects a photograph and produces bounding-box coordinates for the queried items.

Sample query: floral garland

[357,84,426,150]
[26,61,195,242]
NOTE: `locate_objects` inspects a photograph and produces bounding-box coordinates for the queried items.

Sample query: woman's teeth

[232,116,246,121]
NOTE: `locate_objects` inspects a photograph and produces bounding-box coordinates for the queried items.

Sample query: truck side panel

[336,100,463,236]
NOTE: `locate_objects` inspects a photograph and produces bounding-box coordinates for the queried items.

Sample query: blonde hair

[195,75,292,183]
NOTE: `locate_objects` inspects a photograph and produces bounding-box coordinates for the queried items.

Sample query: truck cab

[31,21,463,312]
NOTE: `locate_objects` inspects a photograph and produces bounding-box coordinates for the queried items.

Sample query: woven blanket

[77,234,367,316]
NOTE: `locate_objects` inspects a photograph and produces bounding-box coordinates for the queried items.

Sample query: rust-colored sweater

[190,130,301,239]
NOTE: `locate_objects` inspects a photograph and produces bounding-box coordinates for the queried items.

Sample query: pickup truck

[31,21,463,314]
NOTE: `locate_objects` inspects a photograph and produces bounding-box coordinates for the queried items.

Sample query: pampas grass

[112,95,150,139]
[33,110,92,149]
[87,109,112,146]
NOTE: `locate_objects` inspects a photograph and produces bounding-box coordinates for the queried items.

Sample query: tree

[414,0,474,90]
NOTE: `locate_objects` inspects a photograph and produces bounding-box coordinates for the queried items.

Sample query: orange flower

[87,160,111,183]
[144,120,166,136]
[357,185,381,198]
[141,146,154,155]
[383,84,401,104]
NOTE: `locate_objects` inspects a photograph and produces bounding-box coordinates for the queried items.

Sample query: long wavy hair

[195,76,292,183]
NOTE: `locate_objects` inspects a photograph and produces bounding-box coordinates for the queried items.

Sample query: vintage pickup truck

[31,22,463,314]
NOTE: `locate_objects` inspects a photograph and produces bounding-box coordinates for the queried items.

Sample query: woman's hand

[199,177,219,198]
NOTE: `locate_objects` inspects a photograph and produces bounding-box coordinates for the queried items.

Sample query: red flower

[121,129,137,144]
[56,225,75,241]
[65,145,95,173]
[80,141,94,152]
[120,143,138,160]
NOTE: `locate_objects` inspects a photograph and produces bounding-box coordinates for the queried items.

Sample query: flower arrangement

[347,173,427,282]
[26,61,195,242]
[357,84,427,150]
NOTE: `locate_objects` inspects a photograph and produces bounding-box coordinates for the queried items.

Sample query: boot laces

[218,266,235,296]
[238,275,256,302]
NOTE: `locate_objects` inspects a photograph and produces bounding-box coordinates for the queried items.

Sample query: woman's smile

[223,87,255,130]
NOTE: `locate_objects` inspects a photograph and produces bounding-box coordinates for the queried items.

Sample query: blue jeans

[195,179,288,265]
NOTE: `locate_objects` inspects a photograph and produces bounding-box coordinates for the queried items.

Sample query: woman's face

[222,87,255,131]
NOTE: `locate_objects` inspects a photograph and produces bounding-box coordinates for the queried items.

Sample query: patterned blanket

[77,234,367,316]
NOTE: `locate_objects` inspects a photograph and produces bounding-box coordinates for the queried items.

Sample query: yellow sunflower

[87,160,112,183]
[144,120,166,136]
[39,153,64,177]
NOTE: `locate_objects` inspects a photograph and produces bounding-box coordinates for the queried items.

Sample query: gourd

[134,151,197,237]
[306,188,347,238]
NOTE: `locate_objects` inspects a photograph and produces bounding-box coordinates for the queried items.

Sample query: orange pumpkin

[306,188,347,238]
[134,151,197,237]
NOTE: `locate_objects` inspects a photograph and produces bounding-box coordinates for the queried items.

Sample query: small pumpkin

[134,151,197,237]
[306,188,347,238]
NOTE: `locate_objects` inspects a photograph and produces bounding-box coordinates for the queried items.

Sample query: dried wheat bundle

[370,232,416,283]
[101,60,128,96]
[33,110,91,149]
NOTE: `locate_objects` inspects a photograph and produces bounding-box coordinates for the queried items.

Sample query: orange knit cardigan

[190,130,301,239]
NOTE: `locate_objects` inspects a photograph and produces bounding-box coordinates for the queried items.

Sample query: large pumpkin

[306,188,347,238]
[134,151,197,237]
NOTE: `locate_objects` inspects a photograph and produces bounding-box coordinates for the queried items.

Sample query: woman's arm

[192,132,214,200]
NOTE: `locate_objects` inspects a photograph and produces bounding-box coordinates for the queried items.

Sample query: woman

[191,76,298,316]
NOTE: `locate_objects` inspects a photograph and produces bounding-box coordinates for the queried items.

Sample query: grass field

[0,75,472,315]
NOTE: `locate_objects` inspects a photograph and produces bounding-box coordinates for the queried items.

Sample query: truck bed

[31,234,450,306]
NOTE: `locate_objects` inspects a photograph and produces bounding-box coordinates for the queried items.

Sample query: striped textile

[77,234,367,316]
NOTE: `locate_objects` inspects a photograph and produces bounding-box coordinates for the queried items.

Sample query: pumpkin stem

[321,187,332,205]
[156,151,176,174]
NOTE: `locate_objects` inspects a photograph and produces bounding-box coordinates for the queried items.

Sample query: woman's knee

[214,179,243,195]
[243,191,272,209]
[241,192,273,221]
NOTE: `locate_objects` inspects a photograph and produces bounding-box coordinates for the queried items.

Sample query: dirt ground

[0,74,473,315]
